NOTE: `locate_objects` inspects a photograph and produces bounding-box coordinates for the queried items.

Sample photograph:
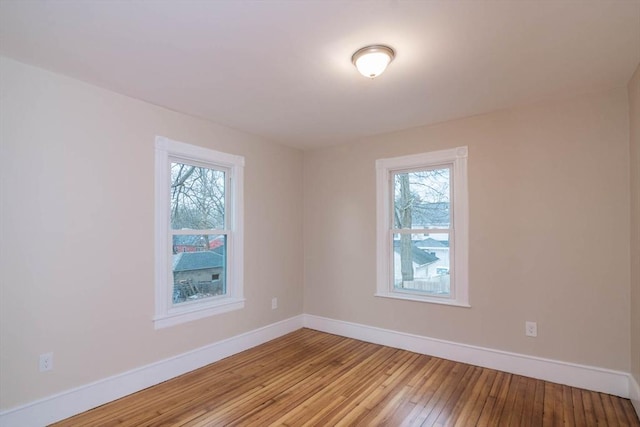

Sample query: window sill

[154,297,245,329]
[374,292,470,308]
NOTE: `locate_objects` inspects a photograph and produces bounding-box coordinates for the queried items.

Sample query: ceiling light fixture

[351,45,395,79]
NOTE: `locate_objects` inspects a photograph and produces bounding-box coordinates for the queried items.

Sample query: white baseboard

[1,313,634,426]
[631,374,640,419]
[0,315,304,427]
[303,314,631,398]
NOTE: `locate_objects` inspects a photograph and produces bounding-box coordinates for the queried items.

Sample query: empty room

[1,1,639,426]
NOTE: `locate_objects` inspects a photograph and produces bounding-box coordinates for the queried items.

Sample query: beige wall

[0,57,304,409]
[304,88,631,371]
[630,63,640,385]
[1,53,635,412]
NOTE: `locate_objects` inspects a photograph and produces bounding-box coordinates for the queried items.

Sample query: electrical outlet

[525,321,537,337]
[39,352,53,372]
[271,297,278,310]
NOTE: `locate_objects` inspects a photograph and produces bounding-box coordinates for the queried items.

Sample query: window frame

[154,136,245,329]
[375,146,469,307]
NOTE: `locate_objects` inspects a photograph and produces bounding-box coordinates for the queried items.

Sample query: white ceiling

[1,1,639,150]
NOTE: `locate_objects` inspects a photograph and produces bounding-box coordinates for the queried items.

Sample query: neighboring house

[393,239,450,295]
[172,247,225,302]
[410,200,451,278]
[393,239,438,278]
[173,234,224,253]
[415,237,450,277]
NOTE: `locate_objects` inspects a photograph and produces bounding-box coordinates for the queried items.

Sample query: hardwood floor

[53,328,640,426]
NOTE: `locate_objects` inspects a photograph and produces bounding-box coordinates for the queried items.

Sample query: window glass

[393,233,450,297]
[376,146,468,307]
[393,168,450,229]
[155,136,245,328]
[171,163,225,230]
[172,234,226,304]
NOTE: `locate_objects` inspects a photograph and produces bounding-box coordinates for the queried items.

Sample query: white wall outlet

[525,321,537,337]
[39,352,53,372]
[271,297,278,310]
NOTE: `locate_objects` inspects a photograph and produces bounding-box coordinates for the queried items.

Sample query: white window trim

[154,136,245,329]
[375,146,469,307]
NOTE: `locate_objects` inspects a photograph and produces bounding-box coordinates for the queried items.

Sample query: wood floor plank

[581,389,598,426]
[572,385,586,427]
[562,384,576,426]
[302,347,410,426]
[200,336,368,426]
[358,354,431,426]
[518,376,537,427]
[475,370,508,427]
[590,389,611,427]
[611,392,634,425]
[551,381,564,427]
[497,372,521,425]
[452,368,495,427]
[266,343,393,426]
[227,340,380,426]
[378,357,441,425]
[602,392,623,426]
[400,359,461,425]
[94,329,341,427]
[52,329,640,427]
[160,333,350,426]
[624,398,640,426]
[438,366,484,427]
[486,371,515,425]
[542,381,555,426]
[530,379,545,427]
[413,362,472,425]
[431,365,482,426]
[397,359,456,426]
[507,375,528,426]
[334,351,421,425]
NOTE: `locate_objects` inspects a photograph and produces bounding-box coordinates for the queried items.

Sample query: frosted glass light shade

[352,45,395,79]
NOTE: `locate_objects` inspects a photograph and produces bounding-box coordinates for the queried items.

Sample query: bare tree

[397,174,414,282]
[171,163,225,250]
[394,168,450,285]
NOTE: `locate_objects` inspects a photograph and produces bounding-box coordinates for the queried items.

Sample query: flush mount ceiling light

[351,45,395,79]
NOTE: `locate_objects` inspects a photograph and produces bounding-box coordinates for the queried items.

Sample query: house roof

[173,249,224,272]
[173,235,206,246]
[173,235,225,249]
[415,238,449,248]
[393,240,439,266]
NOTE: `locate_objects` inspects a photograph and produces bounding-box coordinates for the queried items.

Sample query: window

[154,136,244,328]
[375,146,469,307]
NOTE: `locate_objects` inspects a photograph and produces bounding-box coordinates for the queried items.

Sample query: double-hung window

[154,136,244,328]
[376,146,469,307]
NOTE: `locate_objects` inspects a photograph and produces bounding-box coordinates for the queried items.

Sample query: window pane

[393,168,450,229]
[172,234,226,304]
[393,233,450,296]
[171,162,225,230]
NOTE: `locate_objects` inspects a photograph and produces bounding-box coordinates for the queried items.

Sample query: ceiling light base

[352,45,395,79]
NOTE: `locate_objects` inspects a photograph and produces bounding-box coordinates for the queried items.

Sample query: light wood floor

[53,328,639,426]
